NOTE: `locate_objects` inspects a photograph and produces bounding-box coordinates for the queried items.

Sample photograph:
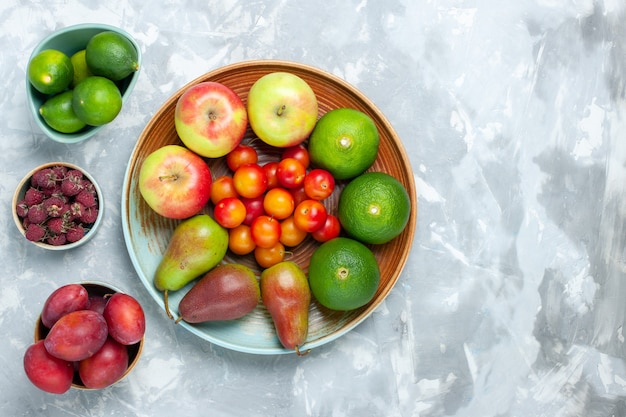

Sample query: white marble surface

[2,0,626,415]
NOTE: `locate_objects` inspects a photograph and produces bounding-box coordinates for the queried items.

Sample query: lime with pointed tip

[39,90,87,133]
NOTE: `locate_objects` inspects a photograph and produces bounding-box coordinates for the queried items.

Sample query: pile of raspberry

[15,165,99,246]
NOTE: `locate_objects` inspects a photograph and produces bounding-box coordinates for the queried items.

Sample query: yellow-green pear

[154,214,228,318]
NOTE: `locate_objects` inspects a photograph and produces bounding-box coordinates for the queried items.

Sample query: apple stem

[276,104,287,117]
[159,174,179,182]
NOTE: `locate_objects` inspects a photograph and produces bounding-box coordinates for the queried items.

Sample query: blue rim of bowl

[12,162,104,250]
[26,23,142,144]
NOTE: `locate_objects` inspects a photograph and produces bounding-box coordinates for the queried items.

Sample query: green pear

[177,263,260,323]
[154,214,228,318]
[260,261,311,355]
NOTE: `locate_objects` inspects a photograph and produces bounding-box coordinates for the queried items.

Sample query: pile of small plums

[23,283,145,393]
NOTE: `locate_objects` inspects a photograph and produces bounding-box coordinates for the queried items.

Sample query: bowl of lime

[26,23,141,144]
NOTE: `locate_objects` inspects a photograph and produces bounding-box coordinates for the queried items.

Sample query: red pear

[178,263,259,323]
[260,261,310,353]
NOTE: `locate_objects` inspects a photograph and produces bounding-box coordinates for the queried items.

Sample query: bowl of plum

[24,282,145,393]
[12,161,103,250]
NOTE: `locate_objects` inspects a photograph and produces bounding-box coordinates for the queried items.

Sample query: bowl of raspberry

[12,162,104,250]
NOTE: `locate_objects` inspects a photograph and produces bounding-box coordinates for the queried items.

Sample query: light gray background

[2,1,626,416]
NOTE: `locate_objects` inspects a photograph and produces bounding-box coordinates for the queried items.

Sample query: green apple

[138,145,212,219]
[247,72,318,148]
[175,81,247,158]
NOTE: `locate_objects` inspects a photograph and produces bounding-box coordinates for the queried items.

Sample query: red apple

[247,72,318,148]
[175,81,248,158]
[138,144,212,219]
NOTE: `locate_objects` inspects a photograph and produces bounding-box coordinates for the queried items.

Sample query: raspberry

[47,235,65,245]
[80,206,99,224]
[47,233,67,246]
[16,200,29,218]
[24,187,44,206]
[33,168,58,189]
[27,204,47,224]
[66,225,85,243]
[51,165,68,179]
[43,196,66,217]
[75,190,96,208]
[68,202,84,221]
[61,177,83,196]
[25,223,46,242]
[66,169,83,182]
[30,169,47,187]
[42,184,63,198]
[81,178,95,193]
[46,217,67,235]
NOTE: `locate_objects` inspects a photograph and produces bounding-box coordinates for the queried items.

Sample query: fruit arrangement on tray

[122,61,417,355]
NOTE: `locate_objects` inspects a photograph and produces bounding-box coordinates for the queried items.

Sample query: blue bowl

[26,23,141,144]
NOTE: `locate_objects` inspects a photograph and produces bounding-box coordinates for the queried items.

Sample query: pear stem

[164,289,174,319]
[295,345,311,357]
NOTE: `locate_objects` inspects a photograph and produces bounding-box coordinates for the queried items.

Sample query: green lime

[72,76,122,126]
[85,31,139,81]
[338,172,411,245]
[70,49,93,87]
[39,90,87,133]
[308,107,379,180]
[28,49,73,95]
[308,237,380,311]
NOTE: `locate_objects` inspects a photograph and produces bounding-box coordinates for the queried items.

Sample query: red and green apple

[175,81,247,158]
[138,145,212,219]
